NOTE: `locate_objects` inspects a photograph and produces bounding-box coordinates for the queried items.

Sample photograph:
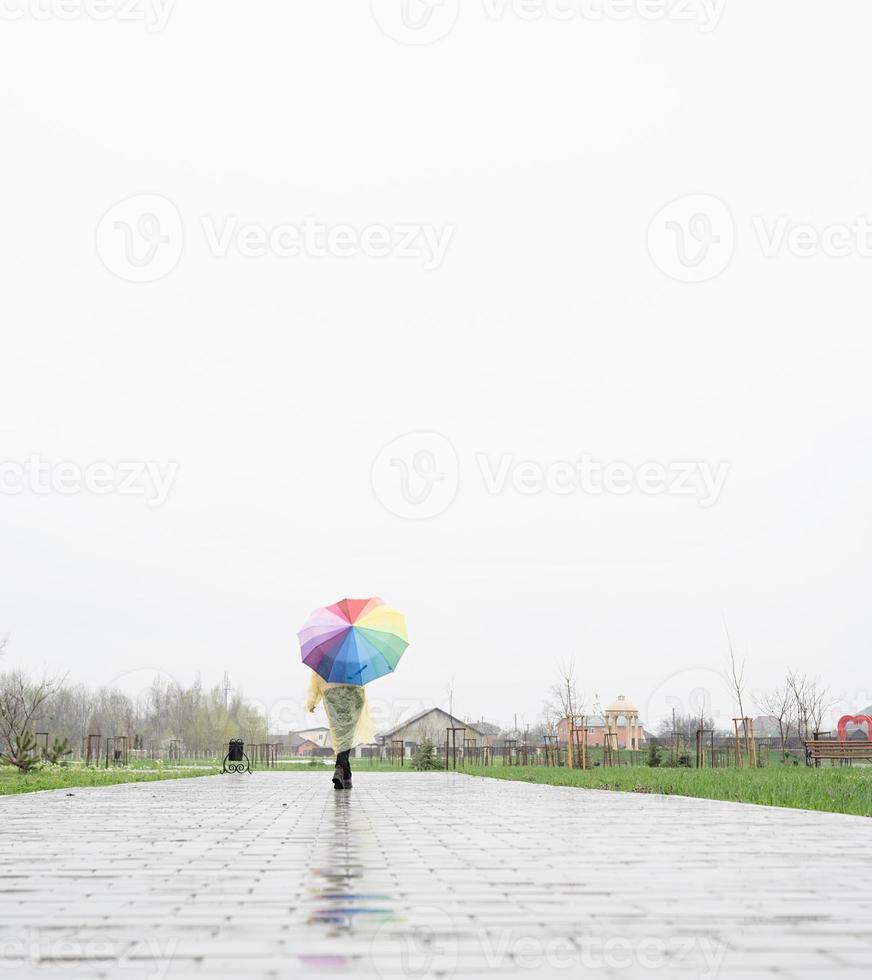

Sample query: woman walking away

[297,597,409,791]
[306,672,374,789]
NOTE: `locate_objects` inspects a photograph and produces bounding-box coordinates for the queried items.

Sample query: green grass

[0,766,219,796]
[460,765,872,817]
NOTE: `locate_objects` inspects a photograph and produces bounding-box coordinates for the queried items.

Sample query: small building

[372,708,486,759]
[752,715,783,738]
[470,720,502,747]
[557,696,647,750]
[289,726,331,749]
[286,733,324,757]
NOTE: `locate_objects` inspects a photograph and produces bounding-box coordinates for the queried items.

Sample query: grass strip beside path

[461,765,872,817]
[0,767,219,796]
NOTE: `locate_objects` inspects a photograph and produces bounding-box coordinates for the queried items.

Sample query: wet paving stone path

[1,772,872,978]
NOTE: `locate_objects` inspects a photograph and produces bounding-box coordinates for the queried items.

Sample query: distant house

[286,733,323,757]
[556,697,647,750]
[290,726,331,749]
[370,708,487,759]
[752,715,783,738]
[556,716,649,749]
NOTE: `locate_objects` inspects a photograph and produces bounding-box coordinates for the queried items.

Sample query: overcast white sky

[1,2,870,737]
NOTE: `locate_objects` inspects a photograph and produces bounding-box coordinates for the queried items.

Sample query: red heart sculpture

[837,715,872,741]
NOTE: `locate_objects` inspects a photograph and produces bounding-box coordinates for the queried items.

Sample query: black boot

[336,751,352,789]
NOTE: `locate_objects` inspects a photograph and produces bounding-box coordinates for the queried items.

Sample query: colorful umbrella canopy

[298,597,409,685]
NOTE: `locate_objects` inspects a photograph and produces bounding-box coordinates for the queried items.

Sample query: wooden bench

[804,740,872,766]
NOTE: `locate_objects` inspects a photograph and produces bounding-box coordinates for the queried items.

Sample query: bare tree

[540,700,560,737]
[809,682,835,735]
[786,670,810,739]
[546,659,584,767]
[759,684,794,757]
[785,670,834,741]
[547,659,582,722]
[723,619,747,719]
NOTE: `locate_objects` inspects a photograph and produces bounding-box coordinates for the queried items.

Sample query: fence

[52,732,843,770]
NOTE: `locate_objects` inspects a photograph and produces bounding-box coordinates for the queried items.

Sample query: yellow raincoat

[306,673,375,753]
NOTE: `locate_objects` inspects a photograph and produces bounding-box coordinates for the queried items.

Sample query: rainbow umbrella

[298,597,409,685]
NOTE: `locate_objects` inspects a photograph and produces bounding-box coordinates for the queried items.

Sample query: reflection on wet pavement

[305,790,397,936]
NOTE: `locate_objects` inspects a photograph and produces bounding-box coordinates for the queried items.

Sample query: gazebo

[604,695,642,750]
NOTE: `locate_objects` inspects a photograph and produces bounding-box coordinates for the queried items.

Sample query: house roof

[379,707,484,740]
[605,695,639,714]
[291,726,330,734]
